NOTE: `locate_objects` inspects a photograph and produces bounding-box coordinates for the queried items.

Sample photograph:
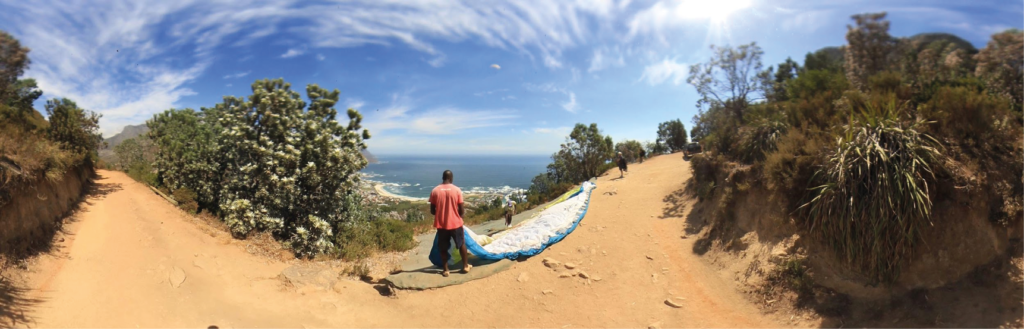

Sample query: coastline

[372,183,427,202]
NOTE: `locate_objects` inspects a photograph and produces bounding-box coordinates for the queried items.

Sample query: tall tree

[657,119,689,152]
[0,31,30,101]
[548,123,613,183]
[974,29,1023,110]
[45,98,102,157]
[759,57,801,103]
[687,42,765,121]
[844,12,898,90]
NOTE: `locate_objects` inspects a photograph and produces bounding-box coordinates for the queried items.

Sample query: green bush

[763,130,826,206]
[333,219,415,261]
[737,118,788,164]
[920,86,1017,150]
[172,188,199,214]
[801,99,939,283]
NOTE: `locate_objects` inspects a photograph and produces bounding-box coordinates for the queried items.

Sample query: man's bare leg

[441,248,450,277]
[459,244,472,273]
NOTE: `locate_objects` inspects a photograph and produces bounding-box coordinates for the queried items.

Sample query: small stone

[558,271,574,278]
[543,258,562,269]
[681,235,688,239]
[517,272,530,283]
[665,298,684,308]
[59,237,65,242]
[564,263,578,270]
[602,251,607,255]
[577,271,590,279]
[169,266,186,288]
[542,289,554,295]
[646,255,654,260]
[593,276,602,281]
[649,321,662,329]
[652,273,658,282]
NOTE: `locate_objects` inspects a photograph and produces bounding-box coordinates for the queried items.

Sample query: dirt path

[14,155,777,328]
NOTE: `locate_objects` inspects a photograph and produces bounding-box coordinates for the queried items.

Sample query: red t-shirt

[429,183,464,230]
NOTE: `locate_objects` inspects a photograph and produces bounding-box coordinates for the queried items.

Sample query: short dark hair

[442,170,453,182]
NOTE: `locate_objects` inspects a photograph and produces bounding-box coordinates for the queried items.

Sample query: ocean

[361,155,550,198]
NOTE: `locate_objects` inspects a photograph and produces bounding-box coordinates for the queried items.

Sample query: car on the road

[683,142,702,156]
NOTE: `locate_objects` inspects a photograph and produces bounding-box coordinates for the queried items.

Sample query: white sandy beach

[372,183,427,202]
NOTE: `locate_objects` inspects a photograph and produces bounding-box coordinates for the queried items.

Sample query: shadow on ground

[0,277,43,327]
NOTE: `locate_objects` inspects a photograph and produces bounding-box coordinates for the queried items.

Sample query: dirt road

[13,155,776,328]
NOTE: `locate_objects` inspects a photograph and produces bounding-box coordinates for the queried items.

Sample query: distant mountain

[103,124,148,150]
[907,33,978,54]
[362,149,378,164]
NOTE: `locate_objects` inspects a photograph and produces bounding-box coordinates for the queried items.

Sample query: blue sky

[1,0,1020,155]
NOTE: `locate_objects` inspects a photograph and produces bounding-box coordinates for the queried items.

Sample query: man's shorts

[437,227,465,253]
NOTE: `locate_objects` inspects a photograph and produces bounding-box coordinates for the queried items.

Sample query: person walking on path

[616,151,628,178]
[429,170,471,277]
[504,197,517,228]
[639,149,647,163]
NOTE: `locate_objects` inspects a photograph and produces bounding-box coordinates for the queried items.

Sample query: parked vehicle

[683,142,702,156]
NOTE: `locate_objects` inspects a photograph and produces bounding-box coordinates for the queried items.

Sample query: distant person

[504,197,517,228]
[430,170,471,277]
[639,149,647,163]
[616,152,628,178]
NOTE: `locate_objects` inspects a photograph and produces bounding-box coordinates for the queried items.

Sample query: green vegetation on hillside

[0,31,102,208]
[686,12,1022,283]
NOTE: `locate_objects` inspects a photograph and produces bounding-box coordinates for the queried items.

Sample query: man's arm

[430,204,436,215]
[458,202,465,218]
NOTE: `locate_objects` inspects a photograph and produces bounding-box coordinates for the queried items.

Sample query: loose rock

[665,298,684,308]
[564,263,578,270]
[558,271,574,278]
[169,266,186,288]
[517,272,530,283]
[542,289,554,295]
[577,271,590,279]
[646,255,654,260]
[648,321,662,329]
[542,258,562,269]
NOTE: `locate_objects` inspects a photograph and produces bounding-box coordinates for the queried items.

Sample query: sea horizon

[361,154,550,199]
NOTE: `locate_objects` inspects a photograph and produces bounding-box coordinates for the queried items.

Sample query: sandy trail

[16,155,776,328]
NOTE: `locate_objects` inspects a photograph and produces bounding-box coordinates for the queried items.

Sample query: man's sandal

[461,264,473,274]
[441,270,450,277]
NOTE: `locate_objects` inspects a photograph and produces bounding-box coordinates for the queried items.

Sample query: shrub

[801,99,939,283]
[763,130,827,207]
[172,188,199,214]
[737,118,788,164]
[919,86,1017,151]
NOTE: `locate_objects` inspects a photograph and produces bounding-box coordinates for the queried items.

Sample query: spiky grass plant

[802,98,939,283]
[739,118,789,163]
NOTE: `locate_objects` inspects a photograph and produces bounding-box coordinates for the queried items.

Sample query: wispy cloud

[524,82,580,113]
[222,70,251,79]
[588,47,626,73]
[490,64,501,70]
[562,92,578,113]
[639,58,688,86]
[316,54,326,61]
[362,93,518,135]
[280,48,304,58]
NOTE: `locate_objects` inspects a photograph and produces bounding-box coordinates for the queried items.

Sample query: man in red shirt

[429,170,471,277]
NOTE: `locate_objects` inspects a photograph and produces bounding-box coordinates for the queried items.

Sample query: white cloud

[562,92,579,113]
[523,83,579,113]
[222,70,251,79]
[426,55,446,68]
[588,47,626,73]
[280,48,304,58]
[345,98,365,110]
[316,54,326,61]
[533,126,571,135]
[226,83,232,87]
[490,64,501,70]
[639,58,688,86]
[361,92,517,135]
